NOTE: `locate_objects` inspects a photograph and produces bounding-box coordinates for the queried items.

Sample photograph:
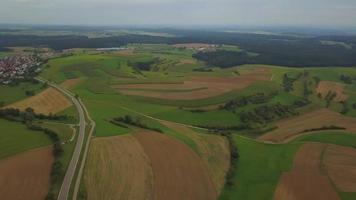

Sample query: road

[36,78,87,200]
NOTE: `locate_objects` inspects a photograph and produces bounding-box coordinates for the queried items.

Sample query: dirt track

[6,87,72,115]
[274,143,340,200]
[134,130,217,200]
[259,108,356,143]
[0,147,54,200]
[84,135,153,200]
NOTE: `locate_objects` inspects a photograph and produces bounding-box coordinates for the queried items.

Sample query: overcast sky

[1,0,356,27]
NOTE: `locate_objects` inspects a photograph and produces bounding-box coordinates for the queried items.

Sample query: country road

[36,78,88,200]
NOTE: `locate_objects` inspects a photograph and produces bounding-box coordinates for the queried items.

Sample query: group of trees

[0,107,64,200]
[240,103,297,125]
[0,107,70,123]
[1,30,356,67]
[221,92,276,111]
[340,74,356,84]
[282,73,301,92]
[128,58,159,71]
[112,115,163,133]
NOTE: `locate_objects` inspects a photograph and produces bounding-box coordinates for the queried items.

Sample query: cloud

[1,0,356,27]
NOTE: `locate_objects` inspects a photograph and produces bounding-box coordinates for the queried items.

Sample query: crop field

[324,145,356,193]
[114,69,271,100]
[134,130,216,200]
[160,121,230,193]
[60,78,83,90]
[259,108,356,143]
[0,147,54,200]
[84,135,153,200]
[274,143,340,200]
[6,87,72,115]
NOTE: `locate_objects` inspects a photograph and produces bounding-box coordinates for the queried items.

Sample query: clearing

[84,135,153,200]
[6,87,72,115]
[0,147,54,200]
[316,81,348,102]
[259,108,356,143]
[134,130,216,200]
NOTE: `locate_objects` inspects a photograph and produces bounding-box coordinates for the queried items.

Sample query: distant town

[0,55,41,84]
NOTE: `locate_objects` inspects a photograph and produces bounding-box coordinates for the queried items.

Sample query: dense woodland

[1,29,356,67]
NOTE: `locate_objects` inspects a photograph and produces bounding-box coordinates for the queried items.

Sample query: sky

[1,0,356,28]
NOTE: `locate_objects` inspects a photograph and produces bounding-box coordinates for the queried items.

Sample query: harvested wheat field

[160,121,230,194]
[323,145,356,192]
[60,78,82,89]
[6,87,72,115]
[114,71,271,100]
[316,81,348,102]
[84,135,153,200]
[274,143,340,200]
[259,108,356,143]
[0,147,54,200]
[134,130,217,200]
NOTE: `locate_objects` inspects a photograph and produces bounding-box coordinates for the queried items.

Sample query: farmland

[1,34,356,200]
[6,87,72,115]
[0,147,54,200]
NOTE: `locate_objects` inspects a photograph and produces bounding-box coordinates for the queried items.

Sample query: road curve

[36,78,87,200]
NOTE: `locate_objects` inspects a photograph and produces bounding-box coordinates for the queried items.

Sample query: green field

[0,119,51,159]
[0,82,44,106]
[293,131,356,147]
[219,135,300,200]
[35,47,356,200]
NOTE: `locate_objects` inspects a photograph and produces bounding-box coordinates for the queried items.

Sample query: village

[0,55,41,84]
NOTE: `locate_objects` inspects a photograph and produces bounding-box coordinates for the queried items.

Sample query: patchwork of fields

[2,43,356,200]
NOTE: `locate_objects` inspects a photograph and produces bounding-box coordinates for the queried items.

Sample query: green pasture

[0,119,51,159]
[0,82,44,106]
[219,135,300,200]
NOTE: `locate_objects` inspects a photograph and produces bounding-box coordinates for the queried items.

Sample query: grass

[0,119,51,159]
[0,82,44,106]
[219,135,301,200]
[293,131,356,147]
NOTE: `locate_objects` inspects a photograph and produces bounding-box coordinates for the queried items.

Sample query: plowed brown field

[274,143,340,200]
[160,121,230,194]
[60,78,82,89]
[0,147,54,200]
[6,87,72,115]
[323,145,356,192]
[259,108,356,143]
[84,135,153,200]
[134,130,217,200]
[114,71,271,100]
[316,81,348,102]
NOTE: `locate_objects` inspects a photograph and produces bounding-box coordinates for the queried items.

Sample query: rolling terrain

[1,34,356,200]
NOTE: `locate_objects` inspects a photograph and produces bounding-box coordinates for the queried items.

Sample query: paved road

[36,78,87,200]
